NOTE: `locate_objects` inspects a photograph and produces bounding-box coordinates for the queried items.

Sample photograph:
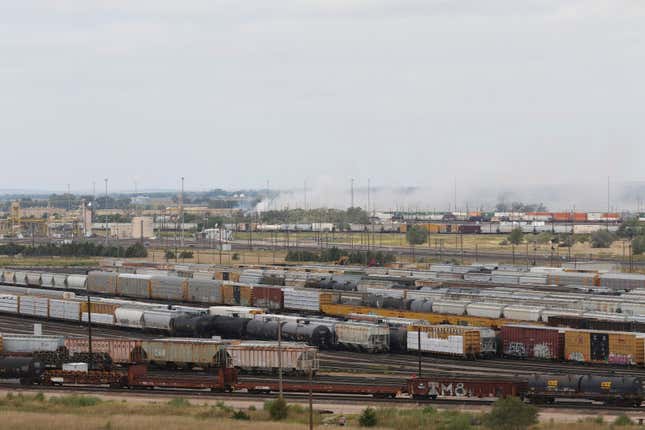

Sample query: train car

[87,271,119,295]
[500,325,565,360]
[0,357,45,384]
[64,337,144,364]
[141,338,229,368]
[525,374,643,406]
[407,326,480,359]
[333,322,390,353]
[227,341,319,375]
[408,377,525,399]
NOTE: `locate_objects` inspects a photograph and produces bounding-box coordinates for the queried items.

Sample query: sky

[1,1,644,211]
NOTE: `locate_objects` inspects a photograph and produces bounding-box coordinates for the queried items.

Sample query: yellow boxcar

[564,330,590,362]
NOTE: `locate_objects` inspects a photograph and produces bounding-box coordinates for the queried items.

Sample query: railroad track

[1,381,643,412]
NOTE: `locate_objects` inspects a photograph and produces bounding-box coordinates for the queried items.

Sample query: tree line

[0,242,147,258]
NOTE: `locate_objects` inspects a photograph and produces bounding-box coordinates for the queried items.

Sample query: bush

[179,250,194,259]
[406,225,428,246]
[164,249,176,260]
[232,410,250,420]
[49,395,101,407]
[507,228,524,245]
[167,397,190,408]
[439,413,472,430]
[232,253,240,260]
[125,242,147,258]
[34,392,45,402]
[591,230,616,248]
[265,398,288,420]
[613,414,633,426]
[633,235,645,255]
[484,397,537,430]
[359,407,378,427]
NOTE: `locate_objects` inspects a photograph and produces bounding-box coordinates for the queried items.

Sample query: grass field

[1,393,643,430]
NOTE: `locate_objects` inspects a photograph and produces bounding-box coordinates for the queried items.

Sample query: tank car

[0,357,45,385]
[281,322,332,349]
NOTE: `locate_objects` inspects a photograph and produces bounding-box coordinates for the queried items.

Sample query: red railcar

[500,325,565,360]
[407,377,526,399]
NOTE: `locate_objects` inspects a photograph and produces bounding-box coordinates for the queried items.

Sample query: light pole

[104,178,109,246]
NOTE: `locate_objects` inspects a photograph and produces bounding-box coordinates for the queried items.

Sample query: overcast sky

[1,1,644,209]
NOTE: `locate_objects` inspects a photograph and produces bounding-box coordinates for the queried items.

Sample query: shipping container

[141,338,228,367]
[228,341,318,374]
[500,325,564,359]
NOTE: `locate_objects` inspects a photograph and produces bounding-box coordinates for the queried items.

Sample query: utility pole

[417,328,422,376]
[104,178,109,246]
[278,321,283,399]
[180,176,185,247]
[308,363,314,430]
[86,291,93,370]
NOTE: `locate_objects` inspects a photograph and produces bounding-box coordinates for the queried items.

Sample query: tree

[406,225,428,246]
[633,235,645,255]
[358,407,377,427]
[164,249,176,261]
[125,243,147,258]
[484,397,537,430]
[507,228,524,245]
[591,230,616,248]
[265,398,288,420]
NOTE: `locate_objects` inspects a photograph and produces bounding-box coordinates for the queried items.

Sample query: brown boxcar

[221,283,253,306]
[407,377,526,399]
[501,325,565,360]
[251,285,284,310]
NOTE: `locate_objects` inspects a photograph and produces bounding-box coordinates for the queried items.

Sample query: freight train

[0,356,641,406]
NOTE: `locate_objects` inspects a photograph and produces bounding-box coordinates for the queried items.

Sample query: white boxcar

[116,274,151,298]
[283,288,320,312]
[466,302,506,319]
[503,305,543,322]
[209,306,263,319]
[228,341,319,374]
[19,296,49,317]
[49,299,81,321]
[82,312,114,325]
[114,307,145,328]
[407,331,467,356]
[0,294,19,313]
[333,322,389,352]
[432,300,469,315]
[620,302,645,316]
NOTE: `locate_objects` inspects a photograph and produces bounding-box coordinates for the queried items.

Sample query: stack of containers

[19,296,49,317]
[283,288,320,312]
[49,299,81,321]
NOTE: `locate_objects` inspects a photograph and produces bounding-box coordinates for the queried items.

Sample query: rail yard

[1,261,645,413]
